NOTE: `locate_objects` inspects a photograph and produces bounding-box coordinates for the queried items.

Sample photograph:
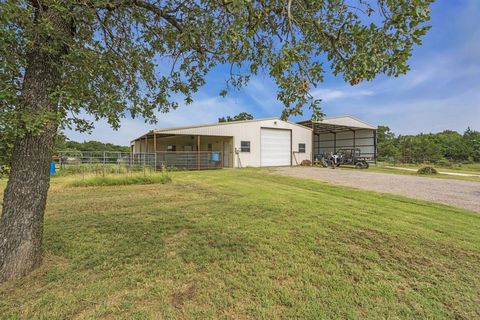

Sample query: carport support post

[333,132,337,153]
[353,130,356,149]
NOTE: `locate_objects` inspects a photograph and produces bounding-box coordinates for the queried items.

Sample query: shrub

[417,166,438,175]
[436,159,453,168]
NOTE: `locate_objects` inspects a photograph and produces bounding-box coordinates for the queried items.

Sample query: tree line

[54,134,130,153]
[377,126,480,164]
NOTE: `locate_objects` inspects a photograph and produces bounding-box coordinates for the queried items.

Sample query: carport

[297,116,377,162]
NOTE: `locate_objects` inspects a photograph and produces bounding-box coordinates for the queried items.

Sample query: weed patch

[70,173,172,187]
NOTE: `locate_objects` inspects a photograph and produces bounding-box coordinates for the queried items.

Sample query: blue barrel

[50,162,56,175]
[211,152,220,162]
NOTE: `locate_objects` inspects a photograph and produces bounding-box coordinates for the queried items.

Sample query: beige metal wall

[155,119,312,167]
[132,119,312,167]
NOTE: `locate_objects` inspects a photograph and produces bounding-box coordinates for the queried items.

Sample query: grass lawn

[349,165,480,182]
[377,162,480,174]
[1,169,479,319]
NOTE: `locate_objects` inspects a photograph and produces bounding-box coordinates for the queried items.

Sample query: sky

[66,0,480,146]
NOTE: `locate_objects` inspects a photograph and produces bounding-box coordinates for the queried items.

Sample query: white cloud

[311,88,374,101]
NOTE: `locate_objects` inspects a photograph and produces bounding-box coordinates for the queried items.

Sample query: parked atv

[320,148,370,169]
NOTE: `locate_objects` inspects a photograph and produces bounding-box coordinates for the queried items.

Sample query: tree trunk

[0,4,70,282]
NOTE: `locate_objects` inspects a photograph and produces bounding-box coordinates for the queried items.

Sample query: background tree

[433,130,469,161]
[376,127,480,164]
[463,127,480,162]
[0,0,433,281]
[218,112,254,123]
[376,125,399,161]
[53,133,130,152]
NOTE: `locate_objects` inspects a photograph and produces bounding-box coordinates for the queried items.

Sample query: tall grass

[70,174,172,187]
[70,164,172,187]
[55,163,151,176]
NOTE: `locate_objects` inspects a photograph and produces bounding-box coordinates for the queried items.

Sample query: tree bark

[0,4,70,282]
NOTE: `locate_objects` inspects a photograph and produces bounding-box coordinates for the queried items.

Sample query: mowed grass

[69,172,172,187]
[346,165,480,182]
[0,169,479,319]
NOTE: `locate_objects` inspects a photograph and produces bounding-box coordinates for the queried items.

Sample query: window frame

[298,143,306,153]
[240,141,251,153]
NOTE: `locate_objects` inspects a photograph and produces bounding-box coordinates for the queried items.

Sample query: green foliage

[377,126,480,164]
[70,172,172,187]
[218,112,254,123]
[53,132,130,153]
[1,0,433,143]
[417,166,438,175]
[376,125,399,161]
[464,127,480,162]
[54,164,147,176]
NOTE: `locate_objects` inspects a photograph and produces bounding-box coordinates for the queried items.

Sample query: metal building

[130,118,313,168]
[130,116,377,169]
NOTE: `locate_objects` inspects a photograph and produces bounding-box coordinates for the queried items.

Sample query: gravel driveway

[274,167,480,212]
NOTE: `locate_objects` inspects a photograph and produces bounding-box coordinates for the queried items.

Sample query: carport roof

[297,116,377,134]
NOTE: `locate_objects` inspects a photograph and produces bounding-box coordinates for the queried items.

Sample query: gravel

[274,167,480,213]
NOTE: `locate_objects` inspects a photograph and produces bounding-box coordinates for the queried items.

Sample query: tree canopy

[53,133,130,153]
[377,127,480,163]
[1,0,433,142]
[218,112,254,122]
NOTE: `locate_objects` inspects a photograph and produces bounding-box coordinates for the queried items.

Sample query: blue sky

[66,0,480,145]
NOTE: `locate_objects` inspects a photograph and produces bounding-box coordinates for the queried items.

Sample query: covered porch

[131,132,234,169]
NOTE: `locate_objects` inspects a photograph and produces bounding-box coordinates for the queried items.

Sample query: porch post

[153,132,157,170]
[197,135,201,170]
[144,135,147,166]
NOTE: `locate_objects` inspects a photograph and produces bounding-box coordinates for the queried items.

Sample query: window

[298,143,306,153]
[240,141,250,152]
[207,143,213,152]
[167,145,176,152]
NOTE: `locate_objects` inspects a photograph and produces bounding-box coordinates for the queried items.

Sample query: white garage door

[261,128,291,166]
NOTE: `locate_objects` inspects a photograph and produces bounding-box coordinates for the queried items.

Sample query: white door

[261,128,291,166]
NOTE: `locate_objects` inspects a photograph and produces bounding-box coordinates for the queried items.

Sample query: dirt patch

[274,167,480,212]
[171,284,197,309]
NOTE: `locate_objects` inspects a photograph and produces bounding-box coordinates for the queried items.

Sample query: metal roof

[150,117,277,133]
[297,116,377,134]
[131,115,376,142]
[131,117,310,142]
